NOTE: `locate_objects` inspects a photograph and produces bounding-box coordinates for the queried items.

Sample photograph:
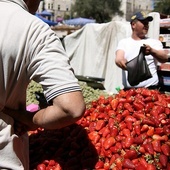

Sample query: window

[58,5,60,11]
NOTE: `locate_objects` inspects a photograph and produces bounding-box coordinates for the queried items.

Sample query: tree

[153,0,170,15]
[71,0,123,23]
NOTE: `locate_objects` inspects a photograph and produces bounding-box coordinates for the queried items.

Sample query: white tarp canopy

[63,13,160,94]
[63,21,131,94]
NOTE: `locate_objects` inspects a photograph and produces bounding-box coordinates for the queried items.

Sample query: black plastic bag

[126,46,152,86]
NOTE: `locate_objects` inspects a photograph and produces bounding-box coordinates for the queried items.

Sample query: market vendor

[0,0,85,169]
[115,11,169,89]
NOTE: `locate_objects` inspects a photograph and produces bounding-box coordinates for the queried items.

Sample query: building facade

[38,0,155,23]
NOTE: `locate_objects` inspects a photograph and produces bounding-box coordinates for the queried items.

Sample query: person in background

[115,11,168,89]
[0,0,85,169]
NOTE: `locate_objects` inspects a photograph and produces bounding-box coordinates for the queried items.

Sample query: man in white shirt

[0,0,85,169]
[115,11,168,89]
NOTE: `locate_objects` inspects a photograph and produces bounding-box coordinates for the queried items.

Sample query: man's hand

[143,44,168,63]
[2,107,39,135]
[115,50,127,70]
